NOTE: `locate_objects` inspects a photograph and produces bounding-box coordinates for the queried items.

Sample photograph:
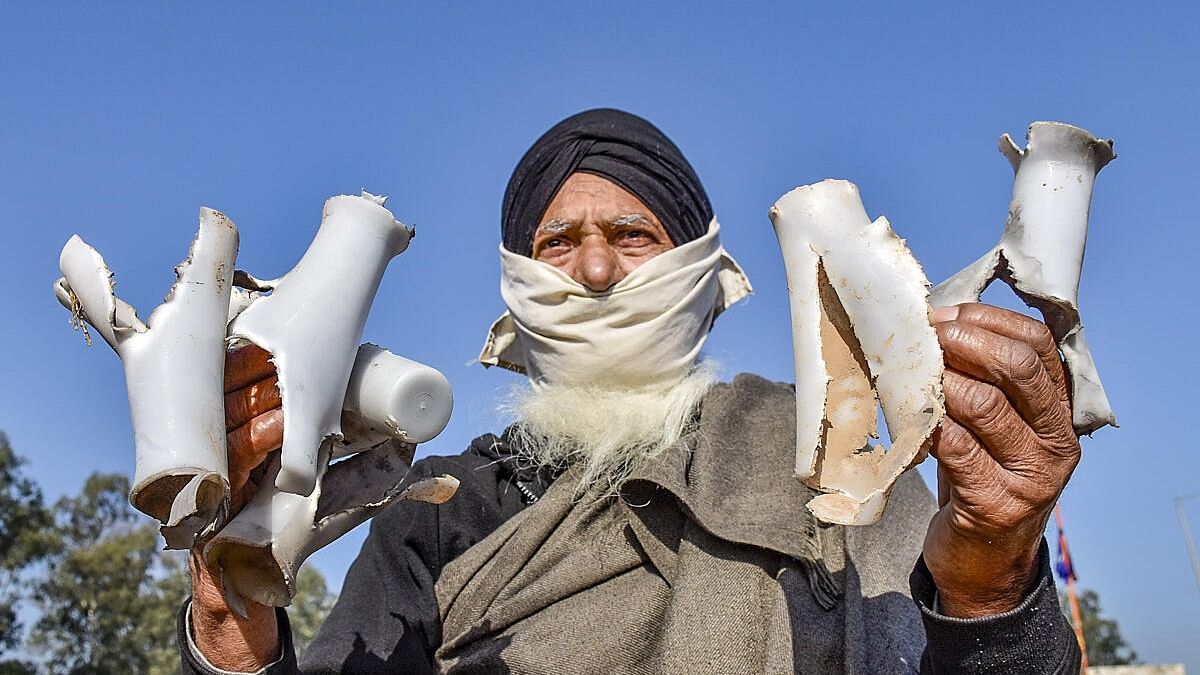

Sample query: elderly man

[181,109,1082,673]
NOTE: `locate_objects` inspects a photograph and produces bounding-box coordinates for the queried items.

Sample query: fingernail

[930,305,959,323]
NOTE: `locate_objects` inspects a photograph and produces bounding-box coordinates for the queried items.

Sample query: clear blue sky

[3,1,1196,667]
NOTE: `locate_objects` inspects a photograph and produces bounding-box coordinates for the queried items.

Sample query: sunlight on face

[532,173,675,292]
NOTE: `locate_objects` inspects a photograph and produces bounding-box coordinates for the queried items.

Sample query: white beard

[502,363,718,499]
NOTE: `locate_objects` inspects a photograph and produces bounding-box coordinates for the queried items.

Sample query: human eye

[615,228,655,248]
[535,235,575,262]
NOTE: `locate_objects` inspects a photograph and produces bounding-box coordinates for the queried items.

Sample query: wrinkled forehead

[531,172,664,238]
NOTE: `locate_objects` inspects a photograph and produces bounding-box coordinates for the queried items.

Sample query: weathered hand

[223,343,283,515]
[924,303,1080,618]
[188,343,282,670]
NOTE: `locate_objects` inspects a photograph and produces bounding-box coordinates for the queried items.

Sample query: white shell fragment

[206,347,455,610]
[53,209,238,548]
[930,122,1116,435]
[770,180,944,526]
[228,192,415,496]
[207,456,458,612]
[334,344,455,458]
[53,191,459,608]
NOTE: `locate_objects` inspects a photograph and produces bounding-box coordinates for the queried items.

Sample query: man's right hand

[189,343,284,671]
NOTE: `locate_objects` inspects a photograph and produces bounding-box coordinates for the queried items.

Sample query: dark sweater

[180,382,1078,674]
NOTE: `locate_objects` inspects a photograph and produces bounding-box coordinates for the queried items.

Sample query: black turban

[502,108,713,256]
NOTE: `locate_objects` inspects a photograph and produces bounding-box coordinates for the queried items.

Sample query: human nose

[575,235,621,292]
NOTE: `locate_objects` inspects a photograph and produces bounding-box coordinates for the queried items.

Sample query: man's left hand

[923,302,1081,618]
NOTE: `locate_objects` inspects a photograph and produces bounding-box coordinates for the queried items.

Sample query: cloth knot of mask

[480,219,752,390]
[501,108,713,256]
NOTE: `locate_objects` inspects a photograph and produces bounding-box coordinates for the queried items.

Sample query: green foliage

[21,474,336,672]
[27,473,182,674]
[0,661,37,675]
[0,433,53,653]
[48,473,135,548]
[0,432,341,672]
[291,566,338,657]
[1060,587,1138,666]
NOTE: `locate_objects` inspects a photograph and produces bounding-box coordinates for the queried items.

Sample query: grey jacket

[180,374,1080,673]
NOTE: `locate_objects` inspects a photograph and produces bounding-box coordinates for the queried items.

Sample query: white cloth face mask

[479,218,751,390]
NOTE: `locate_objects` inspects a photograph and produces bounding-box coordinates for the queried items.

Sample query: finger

[224,344,276,393]
[944,303,1067,404]
[935,320,1070,437]
[930,415,999,489]
[227,408,283,493]
[230,453,276,517]
[943,369,1041,467]
[224,376,282,430]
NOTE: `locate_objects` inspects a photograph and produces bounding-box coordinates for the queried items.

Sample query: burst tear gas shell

[769,121,1115,527]
[53,193,459,609]
[205,342,458,612]
[54,208,239,548]
[227,193,416,497]
[931,121,1117,435]
[205,444,458,612]
[769,180,944,527]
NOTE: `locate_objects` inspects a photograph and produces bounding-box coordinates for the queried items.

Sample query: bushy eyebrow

[538,213,650,235]
[611,213,649,227]
[540,213,648,233]
[538,218,572,234]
